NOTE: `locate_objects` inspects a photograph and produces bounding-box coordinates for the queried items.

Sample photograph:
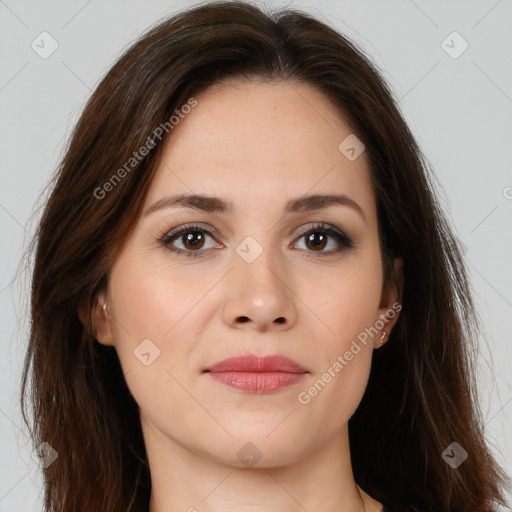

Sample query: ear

[77,290,115,346]
[374,257,404,349]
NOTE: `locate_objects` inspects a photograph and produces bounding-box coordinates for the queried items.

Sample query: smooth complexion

[91,79,403,512]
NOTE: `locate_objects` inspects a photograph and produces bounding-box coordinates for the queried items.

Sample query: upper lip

[204,354,307,373]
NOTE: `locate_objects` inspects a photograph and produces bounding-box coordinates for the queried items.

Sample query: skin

[89,79,403,512]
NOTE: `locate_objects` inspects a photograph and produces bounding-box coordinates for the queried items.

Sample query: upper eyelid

[163,223,217,241]
[162,222,350,246]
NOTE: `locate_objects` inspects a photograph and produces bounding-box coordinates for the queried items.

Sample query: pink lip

[204,354,308,393]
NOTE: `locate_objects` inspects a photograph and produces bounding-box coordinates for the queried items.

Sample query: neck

[142,412,381,512]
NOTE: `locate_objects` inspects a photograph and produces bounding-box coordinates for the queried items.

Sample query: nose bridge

[222,232,297,330]
[235,234,287,301]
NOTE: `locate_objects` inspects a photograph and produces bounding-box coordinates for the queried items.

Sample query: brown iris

[182,231,206,250]
[305,232,327,251]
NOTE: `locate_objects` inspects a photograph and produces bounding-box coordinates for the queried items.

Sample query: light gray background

[1,1,511,510]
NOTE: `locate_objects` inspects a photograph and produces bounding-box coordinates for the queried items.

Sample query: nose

[221,245,298,332]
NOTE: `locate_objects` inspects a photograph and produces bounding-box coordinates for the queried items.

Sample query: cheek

[106,256,203,422]
[303,256,383,353]
[296,346,372,441]
[108,252,212,341]
[294,253,382,417]
[106,249,227,396]
[105,254,193,386]
[296,275,379,429]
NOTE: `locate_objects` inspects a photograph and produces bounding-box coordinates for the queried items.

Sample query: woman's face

[95,79,402,467]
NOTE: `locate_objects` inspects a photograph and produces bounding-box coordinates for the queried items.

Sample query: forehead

[145,80,376,221]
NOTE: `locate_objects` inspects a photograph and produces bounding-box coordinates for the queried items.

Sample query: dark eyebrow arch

[144,193,366,221]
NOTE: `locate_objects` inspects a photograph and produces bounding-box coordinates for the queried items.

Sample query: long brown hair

[20,1,510,511]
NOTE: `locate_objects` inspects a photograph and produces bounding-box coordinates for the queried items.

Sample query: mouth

[203,354,308,393]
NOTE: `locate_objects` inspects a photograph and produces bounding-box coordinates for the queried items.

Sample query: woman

[20,1,510,511]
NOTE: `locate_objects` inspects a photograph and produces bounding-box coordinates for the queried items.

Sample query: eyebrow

[144,193,366,221]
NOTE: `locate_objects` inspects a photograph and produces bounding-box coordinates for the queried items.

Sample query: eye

[292,222,353,255]
[160,224,221,258]
[160,222,353,258]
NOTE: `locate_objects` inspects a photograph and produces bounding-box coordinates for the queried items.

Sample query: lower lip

[207,371,306,393]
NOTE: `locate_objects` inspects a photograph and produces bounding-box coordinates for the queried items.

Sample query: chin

[206,428,310,468]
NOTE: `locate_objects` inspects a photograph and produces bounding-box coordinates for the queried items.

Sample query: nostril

[238,316,250,323]
[275,317,285,324]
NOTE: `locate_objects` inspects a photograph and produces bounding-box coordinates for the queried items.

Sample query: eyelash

[159,222,353,259]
